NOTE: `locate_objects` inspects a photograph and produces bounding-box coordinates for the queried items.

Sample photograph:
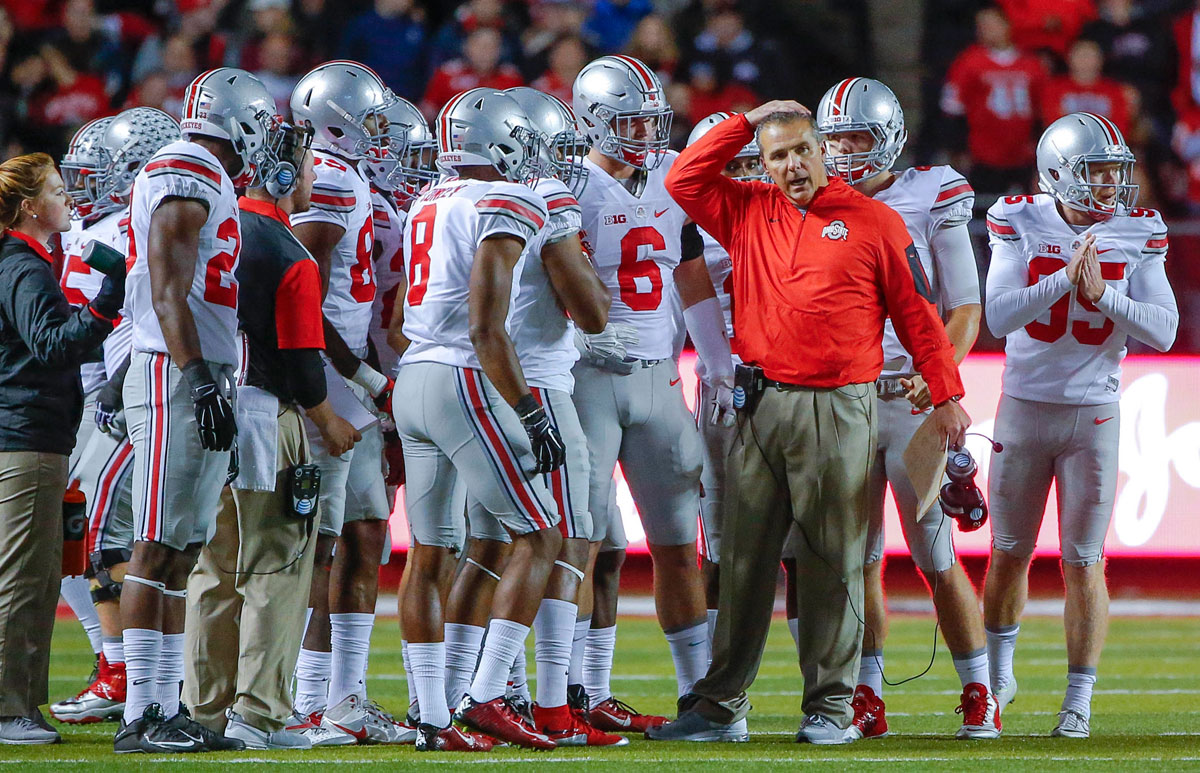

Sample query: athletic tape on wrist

[554,559,586,582]
[465,557,502,583]
[123,574,166,592]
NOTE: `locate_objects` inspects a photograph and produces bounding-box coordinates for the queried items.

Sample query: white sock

[583,625,616,709]
[1062,666,1096,719]
[533,598,577,708]
[705,609,718,668]
[62,576,103,655]
[664,621,708,697]
[156,632,185,718]
[986,624,1019,693]
[952,647,991,691]
[568,616,590,687]
[328,612,374,706]
[787,617,800,652]
[293,648,331,716]
[444,623,484,710]
[401,640,418,718]
[470,619,530,704]
[508,645,531,703]
[102,636,125,666]
[858,649,884,696]
[409,642,450,728]
[122,628,162,723]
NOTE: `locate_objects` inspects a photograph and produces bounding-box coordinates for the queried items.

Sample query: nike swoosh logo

[132,678,153,686]
[688,641,702,647]
[1096,248,1115,254]
[654,208,669,217]
[669,377,681,386]
[154,732,201,748]
[332,722,368,741]
[1094,417,1115,425]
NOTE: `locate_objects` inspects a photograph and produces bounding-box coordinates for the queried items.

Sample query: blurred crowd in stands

[1,0,1198,349]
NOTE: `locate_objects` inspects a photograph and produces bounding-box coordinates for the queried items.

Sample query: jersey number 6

[618,226,665,311]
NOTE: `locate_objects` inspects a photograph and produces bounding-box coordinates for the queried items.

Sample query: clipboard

[323,361,379,433]
[903,412,948,522]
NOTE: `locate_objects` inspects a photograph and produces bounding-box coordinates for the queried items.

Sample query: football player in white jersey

[435,86,625,747]
[117,68,276,754]
[813,78,998,740]
[681,112,762,663]
[52,109,181,727]
[982,112,1178,739]
[391,88,566,751]
[570,55,735,732]
[55,115,120,698]
[287,62,412,745]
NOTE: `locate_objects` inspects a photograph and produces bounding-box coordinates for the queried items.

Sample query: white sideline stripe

[7,757,1200,765]
[750,688,1200,697]
[370,595,1200,617]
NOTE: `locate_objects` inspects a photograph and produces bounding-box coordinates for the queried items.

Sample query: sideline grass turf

[10,611,1199,771]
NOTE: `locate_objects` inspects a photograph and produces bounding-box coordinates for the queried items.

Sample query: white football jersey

[369,189,407,376]
[508,177,583,392]
[874,165,977,376]
[986,193,1169,404]
[60,210,129,393]
[699,227,734,340]
[399,177,548,370]
[126,141,241,365]
[578,152,689,360]
[291,148,376,354]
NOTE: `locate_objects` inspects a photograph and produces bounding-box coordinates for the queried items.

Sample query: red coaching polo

[665,114,964,405]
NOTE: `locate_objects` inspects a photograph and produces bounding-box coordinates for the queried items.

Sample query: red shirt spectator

[420,28,524,118]
[530,35,588,104]
[1172,108,1200,208]
[530,69,573,104]
[29,71,108,128]
[997,0,1096,59]
[1040,39,1133,134]
[688,80,759,125]
[1174,7,1200,114]
[943,44,1044,168]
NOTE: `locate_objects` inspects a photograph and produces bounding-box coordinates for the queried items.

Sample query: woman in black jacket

[0,152,123,744]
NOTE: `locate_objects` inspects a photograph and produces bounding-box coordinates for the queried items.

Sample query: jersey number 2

[618,226,665,311]
[203,217,239,309]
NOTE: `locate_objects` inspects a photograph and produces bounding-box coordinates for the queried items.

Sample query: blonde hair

[0,152,56,232]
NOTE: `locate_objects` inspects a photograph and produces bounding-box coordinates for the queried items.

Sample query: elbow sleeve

[282,349,328,409]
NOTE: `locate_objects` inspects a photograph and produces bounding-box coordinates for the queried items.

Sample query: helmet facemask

[820,119,902,184]
[366,123,439,201]
[1054,153,1139,220]
[593,105,673,170]
[227,107,279,187]
[540,126,589,196]
[250,118,313,196]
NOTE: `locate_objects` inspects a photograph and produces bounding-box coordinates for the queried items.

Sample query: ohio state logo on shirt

[822,219,849,241]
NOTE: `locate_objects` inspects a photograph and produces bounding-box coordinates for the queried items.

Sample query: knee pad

[88,548,131,603]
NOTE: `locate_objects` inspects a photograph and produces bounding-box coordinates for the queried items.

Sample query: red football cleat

[587,697,668,733]
[955,682,1002,739]
[416,723,494,752]
[533,703,629,746]
[849,685,889,739]
[50,654,125,724]
[455,695,556,749]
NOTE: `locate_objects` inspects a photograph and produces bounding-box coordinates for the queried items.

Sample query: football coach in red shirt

[648,102,971,744]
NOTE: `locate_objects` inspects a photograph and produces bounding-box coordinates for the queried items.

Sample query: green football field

[9,610,1200,771]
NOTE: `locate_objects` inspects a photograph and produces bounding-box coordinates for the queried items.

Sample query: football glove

[576,322,640,375]
[182,359,236,452]
[515,394,565,475]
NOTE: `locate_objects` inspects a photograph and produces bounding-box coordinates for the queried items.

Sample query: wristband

[514,394,540,420]
[181,358,216,392]
[352,362,389,397]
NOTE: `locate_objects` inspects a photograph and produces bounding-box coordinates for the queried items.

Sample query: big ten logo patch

[604,213,628,226]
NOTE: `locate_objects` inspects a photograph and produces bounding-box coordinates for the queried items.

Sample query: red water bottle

[62,484,87,576]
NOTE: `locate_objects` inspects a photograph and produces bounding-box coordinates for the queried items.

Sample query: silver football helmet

[505,86,589,196]
[290,60,394,161]
[815,77,907,184]
[61,117,115,219]
[573,55,672,170]
[362,93,437,201]
[180,68,278,186]
[96,107,182,209]
[435,88,542,184]
[687,112,765,181]
[1037,112,1138,220]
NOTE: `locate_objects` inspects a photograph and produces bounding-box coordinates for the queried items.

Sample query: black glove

[182,359,236,452]
[515,394,565,475]
[89,273,125,321]
[95,378,123,435]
